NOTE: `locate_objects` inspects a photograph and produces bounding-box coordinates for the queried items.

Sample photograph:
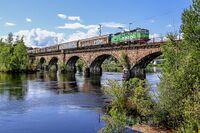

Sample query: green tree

[158,0,200,132]
[10,38,29,72]
[119,51,129,69]
[101,78,154,132]
[76,58,84,72]
[0,41,12,71]
[7,32,13,44]
[59,61,68,73]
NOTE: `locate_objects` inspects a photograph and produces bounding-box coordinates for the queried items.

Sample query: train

[29,28,149,54]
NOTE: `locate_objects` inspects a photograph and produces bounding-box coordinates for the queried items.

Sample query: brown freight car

[78,35,110,48]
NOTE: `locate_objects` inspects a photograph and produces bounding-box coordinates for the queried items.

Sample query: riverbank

[132,124,172,133]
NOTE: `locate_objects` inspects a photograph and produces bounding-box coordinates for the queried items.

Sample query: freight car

[59,41,78,50]
[46,45,59,52]
[78,35,110,48]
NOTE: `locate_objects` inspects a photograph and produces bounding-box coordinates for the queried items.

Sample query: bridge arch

[40,57,46,64]
[66,56,86,73]
[133,51,162,69]
[38,57,46,70]
[48,57,58,71]
[89,54,120,76]
[130,51,162,79]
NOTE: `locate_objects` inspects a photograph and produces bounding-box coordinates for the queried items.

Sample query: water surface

[0,72,160,133]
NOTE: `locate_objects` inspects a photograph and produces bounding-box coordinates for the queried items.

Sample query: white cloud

[101,22,125,29]
[167,24,172,28]
[0,35,7,41]
[14,28,66,47]
[57,22,125,30]
[1,26,99,47]
[68,16,80,21]
[57,23,86,29]
[57,13,81,21]
[57,14,67,19]
[26,18,32,22]
[5,22,16,26]
[67,27,98,41]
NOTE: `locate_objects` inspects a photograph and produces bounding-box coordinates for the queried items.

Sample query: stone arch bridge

[29,43,163,79]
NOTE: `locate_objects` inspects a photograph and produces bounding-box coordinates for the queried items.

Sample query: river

[0,71,160,133]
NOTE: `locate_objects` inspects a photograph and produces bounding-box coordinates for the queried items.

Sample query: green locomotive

[111,28,149,44]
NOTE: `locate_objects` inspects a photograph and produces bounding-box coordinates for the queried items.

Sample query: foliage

[10,38,29,71]
[59,61,68,72]
[101,78,154,132]
[0,34,29,72]
[102,56,122,72]
[49,65,57,72]
[27,58,38,71]
[157,0,200,131]
[101,108,127,133]
[7,32,14,44]
[0,41,12,71]
[119,51,129,69]
[76,58,84,72]
[102,1,199,132]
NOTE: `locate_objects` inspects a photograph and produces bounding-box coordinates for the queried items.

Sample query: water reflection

[0,72,106,106]
[0,71,160,103]
[0,73,28,100]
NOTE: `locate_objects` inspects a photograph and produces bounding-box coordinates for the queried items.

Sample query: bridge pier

[130,66,146,80]
[122,68,131,80]
[84,67,90,77]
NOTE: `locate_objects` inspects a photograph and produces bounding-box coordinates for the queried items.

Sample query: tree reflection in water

[0,73,27,100]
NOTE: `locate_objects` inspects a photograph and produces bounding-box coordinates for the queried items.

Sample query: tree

[158,0,200,132]
[119,51,129,69]
[0,41,12,71]
[7,32,13,44]
[10,38,29,71]
[101,78,154,132]
[76,58,84,72]
[59,61,68,73]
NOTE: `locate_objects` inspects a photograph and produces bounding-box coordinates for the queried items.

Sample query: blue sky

[0,0,191,47]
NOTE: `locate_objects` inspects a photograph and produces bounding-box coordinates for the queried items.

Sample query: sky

[0,0,191,47]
